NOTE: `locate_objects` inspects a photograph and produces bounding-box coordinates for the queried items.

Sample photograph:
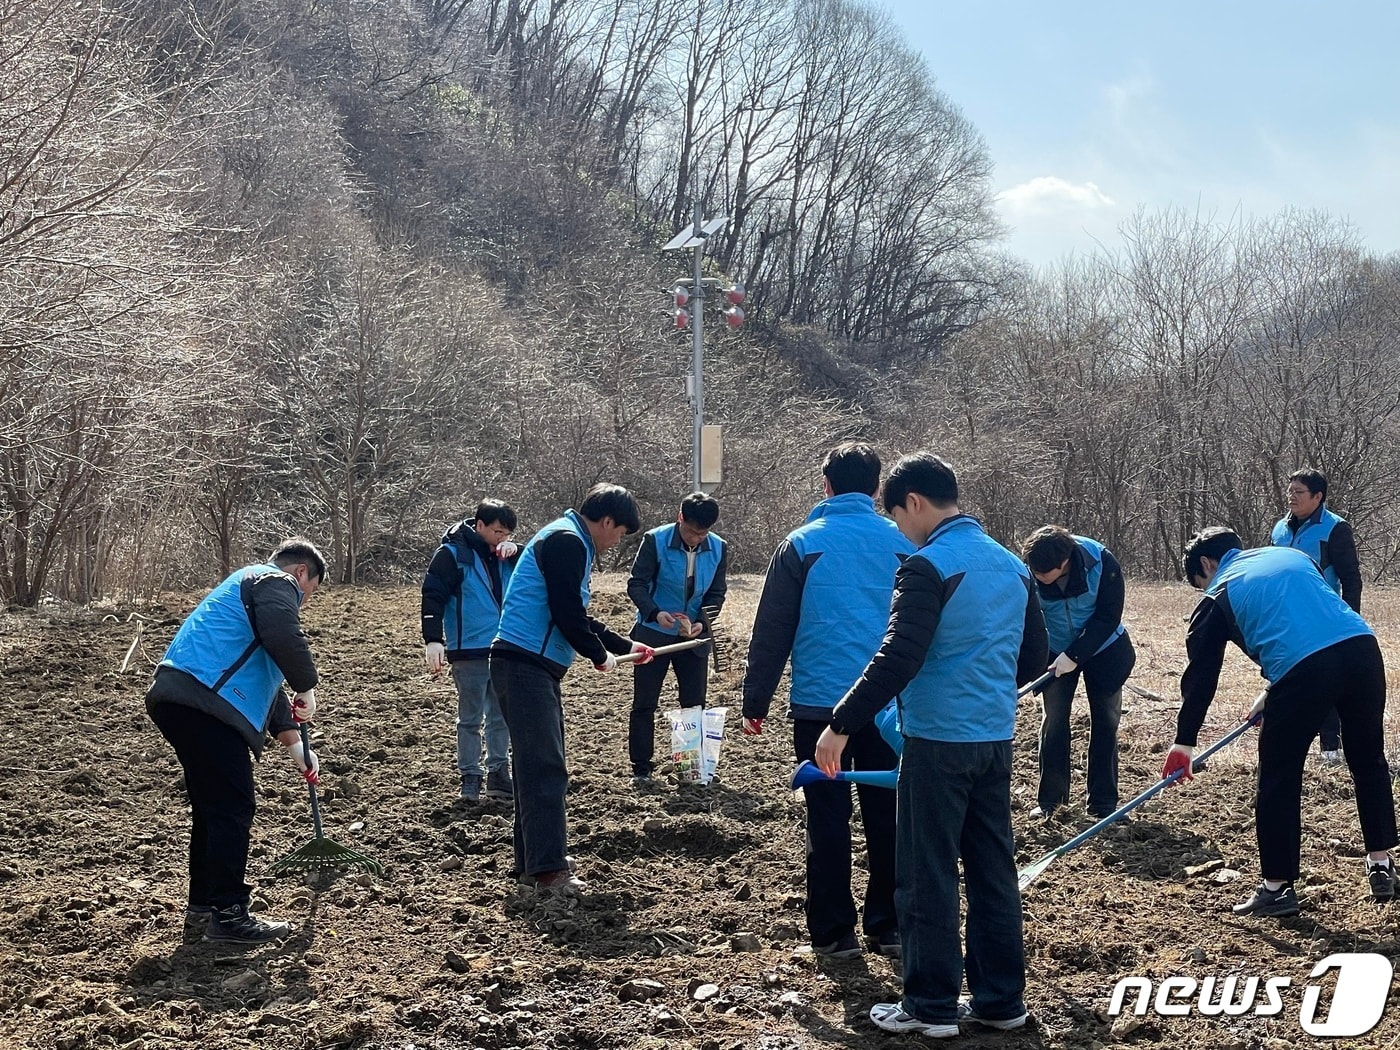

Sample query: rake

[698,606,735,673]
[267,721,384,878]
[617,636,710,664]
[1016,706,1263,892]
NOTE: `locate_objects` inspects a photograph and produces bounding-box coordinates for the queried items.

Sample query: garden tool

[790,673,1054,794]
[1019,669,1054,698]
[1017,705,1263,892]
[267,721,384,878]
[617,636,710,665]
[790,760,898,791]
[698,605,734,673]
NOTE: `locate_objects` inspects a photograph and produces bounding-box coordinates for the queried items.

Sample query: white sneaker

[1320,750,1343,768]
[869,1003,958,1038]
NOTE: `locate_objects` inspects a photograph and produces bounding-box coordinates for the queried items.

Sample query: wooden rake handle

[615,636,710,665]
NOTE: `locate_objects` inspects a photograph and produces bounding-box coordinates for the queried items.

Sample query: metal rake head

[699,606,734,673]
[267,836,384,878]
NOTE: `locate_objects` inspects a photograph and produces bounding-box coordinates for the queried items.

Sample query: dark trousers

[1037,678,1123,816]
[1037,633,1133,816]
[1316,707,1342,752]
[491,656,570,878]
[149,702,256,910]
[1256,634,1397,880]
[793,718,897,944]
[627,625,709,776]
[897,737,1025,1025]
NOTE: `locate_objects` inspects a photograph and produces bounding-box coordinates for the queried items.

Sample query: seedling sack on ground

[667,706,704,782]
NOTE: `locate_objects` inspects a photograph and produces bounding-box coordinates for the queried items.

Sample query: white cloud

[998,177,1116,216]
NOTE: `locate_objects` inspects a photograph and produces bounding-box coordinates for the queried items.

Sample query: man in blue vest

[146,537,327,944]
[421,499,521,803]
[740,442,915,960]
[1164,527,1396,918]
[1021,525,1135,819]
[1271,469,1363,768]
[490,484,653,891]
[814,453,1048,1037]
[625,492,728,786]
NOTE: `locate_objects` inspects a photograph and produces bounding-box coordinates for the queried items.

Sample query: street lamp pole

[689,200,705,491]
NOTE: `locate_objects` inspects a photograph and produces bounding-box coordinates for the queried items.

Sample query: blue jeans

[897,738,1025,1025]
[451,659,510,776]
[490,656,570,878]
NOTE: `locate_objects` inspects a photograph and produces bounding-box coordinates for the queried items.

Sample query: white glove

[291,689,316,723]
[1051,652,1078,677]
[425,641,446,674]
[288,740,320,784]
[496,541,518,560]
[594,652,619,672]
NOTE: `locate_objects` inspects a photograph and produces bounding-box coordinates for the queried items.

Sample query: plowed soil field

[3,576,1400,1048]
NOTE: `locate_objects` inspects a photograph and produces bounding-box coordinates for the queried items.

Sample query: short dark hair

[882,453,958,512]
[271,537,328,582]
[679,492,719,529]
[475,498,517,531]
[1182,526,1241,583]
[1021,525,1076,574]
[578,483,641,534]
[822,441,881,496]
[1287,469,1327,500]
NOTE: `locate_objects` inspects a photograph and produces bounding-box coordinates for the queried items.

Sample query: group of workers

[143,446,1396,1040]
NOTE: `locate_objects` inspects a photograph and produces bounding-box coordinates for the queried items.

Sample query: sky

[880,1,1400,269]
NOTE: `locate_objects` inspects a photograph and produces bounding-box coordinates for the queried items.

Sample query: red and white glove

[287,739,320,785]
[291,689,316,723]
[496,541,518,560]
[742,717,764,736]
[424,641,446,675]
[1162,744,1194,785]
[594,652,619,672]
[629,642,655,665]
[1050,652,1078,677]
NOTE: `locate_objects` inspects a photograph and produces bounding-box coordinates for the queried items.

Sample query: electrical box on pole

[700,424,723,492]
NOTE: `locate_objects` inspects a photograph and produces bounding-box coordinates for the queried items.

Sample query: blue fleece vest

[787,492,915,711]
[1041,535,1126,656]
[1270,506,1345,594]
[898,516,1033,743]
[632,523,725,637]
[159,564,297,738]
[1208,546,1371,682]
[495,511,594,669]
[444,537,513,651]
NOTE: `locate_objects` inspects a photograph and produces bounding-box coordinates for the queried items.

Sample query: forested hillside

[3,0,1397,603]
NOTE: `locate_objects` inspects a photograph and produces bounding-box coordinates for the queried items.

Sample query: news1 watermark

[1108,953,1394,1037]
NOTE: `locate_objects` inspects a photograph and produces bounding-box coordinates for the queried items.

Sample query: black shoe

[204,903,292,943]
[866,930,901,959]
[485,768,514,801]
[1367,858,1395,901]
[459,773,483,802]
[813,931,862,959]
[1232,882,1299,917]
